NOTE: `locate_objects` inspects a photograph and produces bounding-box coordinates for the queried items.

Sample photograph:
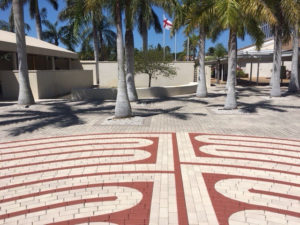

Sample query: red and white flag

[163,15,173,30]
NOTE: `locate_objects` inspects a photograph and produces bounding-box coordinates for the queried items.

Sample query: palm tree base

[196,92,207,98]
[270,89,281,97]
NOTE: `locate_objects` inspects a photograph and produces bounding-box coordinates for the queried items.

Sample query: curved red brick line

[0,137,146,151]
[0,171,173,191]
[216,148,300,160]
[0,182,137,204]
[202,173,300,225]
[0,154,134,170]
[190,133,300,143]
[0,141,138,156]
[250,188,300,201]
[172,133,189,225]
[48,182,154,225]
[199,150,300,167]
[1,159,159,180]
[209,137,300,147]
[181,162,300,176]
[0,148,136,163]
[204,143,300,154]
[0,132,171,145]
[0,197,117,220]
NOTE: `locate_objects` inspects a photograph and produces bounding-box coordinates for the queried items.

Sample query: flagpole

[187,37,190,61]
[175,33,177,62]
[163,27,165,60]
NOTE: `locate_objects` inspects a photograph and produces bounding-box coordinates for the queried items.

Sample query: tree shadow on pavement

[208,100,300,113]
[0,100,114,136]
[135,106,207,120]
[137,95,209,105]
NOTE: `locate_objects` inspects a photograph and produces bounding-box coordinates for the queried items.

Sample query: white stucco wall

[81,61,198,87]
[0,70,93,100]
[240,61,292,79]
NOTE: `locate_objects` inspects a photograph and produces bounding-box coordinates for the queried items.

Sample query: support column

[256,59,260,86]
[51,56,55,70]
[221,64,224,81]
[68,58,71,70]
[12,52,18,70]
[250,61,253,82]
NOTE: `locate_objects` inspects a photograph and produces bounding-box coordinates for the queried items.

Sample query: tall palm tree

[287,1,300,92]
[134,0,162,52]
[114,0,132,117]
[213,0,265,109]
[183,34,199,60]
[249,0,299,96]
[174,0,218,98]
[86,0,132,118]
[0,0,58,40]
[213,43,227,84]
[0,7,31,33]
[60,0,102,85]
[42,20,60,45]
[12,0,35,105]
[289,22,299,92]
[125,0,138,102]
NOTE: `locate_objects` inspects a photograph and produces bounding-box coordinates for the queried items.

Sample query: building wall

[80,61,198,87]
[239,61,292,78]
[0,70,93,100]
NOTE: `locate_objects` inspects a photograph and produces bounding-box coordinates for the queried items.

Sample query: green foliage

[135,46,177,87]
[236,67,248,78]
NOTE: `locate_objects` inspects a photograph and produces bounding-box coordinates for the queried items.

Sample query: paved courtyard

[0,85,300,225]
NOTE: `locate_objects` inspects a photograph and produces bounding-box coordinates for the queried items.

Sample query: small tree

[135,47,177,87]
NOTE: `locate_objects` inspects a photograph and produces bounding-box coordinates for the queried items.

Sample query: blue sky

[0,2,254,53]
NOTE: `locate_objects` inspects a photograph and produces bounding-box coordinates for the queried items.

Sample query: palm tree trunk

[216,60,220,84]
[224,30,237,109]
[99,30,104,61]
[141,21,148,52]
[92,16,100,86]
[125,28,138,101]
[115,0,132,118]
[34,1,42,40]
[196,27,207,97]
[271,25,282,97]
[13,0,35,105]
[289,23,299,92]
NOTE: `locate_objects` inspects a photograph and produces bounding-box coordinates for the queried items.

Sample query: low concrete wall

[71,82,198,101]
[0,70,93,100]
[80,61,198,87]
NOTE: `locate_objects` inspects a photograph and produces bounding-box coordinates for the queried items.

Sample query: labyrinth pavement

[0,133,299,225]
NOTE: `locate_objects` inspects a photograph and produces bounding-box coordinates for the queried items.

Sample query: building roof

[0,30,78,59]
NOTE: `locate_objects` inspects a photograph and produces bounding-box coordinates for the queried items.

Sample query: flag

[163,15,173,30]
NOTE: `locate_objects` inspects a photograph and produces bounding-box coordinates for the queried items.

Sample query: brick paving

[0,85,300,225]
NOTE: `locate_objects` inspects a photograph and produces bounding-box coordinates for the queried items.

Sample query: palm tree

[42,20,60,45]
[125,0,138,102]
[60,0,102,85]
[213,43,227,83]
[12,0,35,105]
[77,15,116,60]
[287,1,300,92]
[249,0,299,96]
[0,3,31,33]
[134,0,162,52]
[174,0,217,98]
[86,0,132,118]
[114,0,132,117]
[0,0,58,40]
[214,0,265,109]
[183,34,199,60]
[289,22,299,92]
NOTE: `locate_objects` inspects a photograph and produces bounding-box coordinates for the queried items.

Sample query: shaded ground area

[0,85,299,140]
